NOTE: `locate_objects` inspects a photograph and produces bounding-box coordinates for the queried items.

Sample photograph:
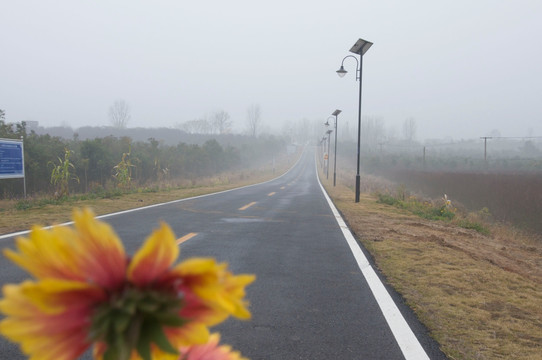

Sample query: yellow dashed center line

[268,192,276,197]
[239,202,257,211]
[176,232,198,245]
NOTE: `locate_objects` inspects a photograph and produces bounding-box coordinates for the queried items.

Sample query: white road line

[0,148,306,241]
[315,159,430,360]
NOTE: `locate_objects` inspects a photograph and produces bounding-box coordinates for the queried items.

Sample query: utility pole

[423,146,426,168]
[480,137,492,163]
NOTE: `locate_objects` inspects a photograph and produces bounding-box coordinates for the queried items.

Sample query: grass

[319,167,542,360]
[376,192,490,234]
[0,161,293,235]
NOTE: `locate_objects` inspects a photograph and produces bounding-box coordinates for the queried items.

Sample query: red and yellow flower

[0,208,255,360]
[179,333,248,360]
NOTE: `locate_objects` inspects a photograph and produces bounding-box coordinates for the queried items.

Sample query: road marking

[268,192,276,196]
[238,202,257,211]
[315,158,430,360]
[280,186,286,190]
[176,232,198,245]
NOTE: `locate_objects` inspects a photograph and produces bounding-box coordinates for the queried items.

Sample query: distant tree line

[0,120,287,198]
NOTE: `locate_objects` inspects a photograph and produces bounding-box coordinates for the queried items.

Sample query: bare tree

[109,100,131,128]
[402,117,417,143]
[180,117,212,134]
[246,104,261,137]
[362,116,386,150]
[211,110,232,134]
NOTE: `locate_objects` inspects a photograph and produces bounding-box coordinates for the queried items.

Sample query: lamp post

[325,117,333,179]
[321,136,327,170]
[337,38,372,202]
[325,129,333,179]
[331,109,341,186]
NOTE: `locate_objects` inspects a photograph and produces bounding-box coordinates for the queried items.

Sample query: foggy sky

[1,0,541,140]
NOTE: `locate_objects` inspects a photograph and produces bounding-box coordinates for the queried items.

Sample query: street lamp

[337,38,372,202]
[321,136,327,170]
[325,129,333,179]
[331,109,341,186]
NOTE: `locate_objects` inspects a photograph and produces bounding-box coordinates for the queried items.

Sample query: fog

[1,0,541,141]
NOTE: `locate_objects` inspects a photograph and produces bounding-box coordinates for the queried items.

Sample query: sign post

[0,138,26,197]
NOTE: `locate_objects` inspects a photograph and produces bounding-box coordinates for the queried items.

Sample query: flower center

[89,286,186,360]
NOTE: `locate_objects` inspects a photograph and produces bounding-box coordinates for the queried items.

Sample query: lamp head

[336,66,347,78]
[325,120,330,127]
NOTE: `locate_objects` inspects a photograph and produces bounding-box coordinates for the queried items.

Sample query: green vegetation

[48,148,79,198]
[113,149,134,189]
[0,120,287,199]
[377,191,490,234]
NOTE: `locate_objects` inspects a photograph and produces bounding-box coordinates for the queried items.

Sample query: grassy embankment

[0,154,296,235]
[318,166,542,360]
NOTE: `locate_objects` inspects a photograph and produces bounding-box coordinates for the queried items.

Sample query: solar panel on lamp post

[337,38,373,202]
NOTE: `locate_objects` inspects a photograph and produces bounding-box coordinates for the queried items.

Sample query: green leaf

[154,313,186,328]
[114,312,132,334]
[148,321,179,355]
[137,299,160,313]
[136,338,152,360]
[103,336,131,360]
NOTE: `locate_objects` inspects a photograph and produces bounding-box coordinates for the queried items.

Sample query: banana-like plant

[113,149,134,189]
[49,148,79,198]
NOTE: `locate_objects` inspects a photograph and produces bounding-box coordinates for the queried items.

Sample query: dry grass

[319,169,542,360]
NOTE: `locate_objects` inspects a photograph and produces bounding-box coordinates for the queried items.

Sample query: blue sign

[0,139,25,179]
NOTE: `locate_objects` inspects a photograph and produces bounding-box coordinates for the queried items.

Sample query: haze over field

[1,0,541,140]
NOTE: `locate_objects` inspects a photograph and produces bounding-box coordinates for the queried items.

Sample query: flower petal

[4,208,127,290]
[72,208,127,289]
[0,280,105,360]
[179,333,248,360]
[4,226,83,282]
[127,222,178,286]
[173,258,255,321]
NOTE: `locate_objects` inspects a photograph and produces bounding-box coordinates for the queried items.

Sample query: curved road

[0,148,447,359]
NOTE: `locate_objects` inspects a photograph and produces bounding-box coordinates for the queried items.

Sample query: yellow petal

[72,208,127,289]
[0,280,99,360]
[173,258,255,321]
[127,222,178,286]
[4,208,127,290]
[4,226,82,281]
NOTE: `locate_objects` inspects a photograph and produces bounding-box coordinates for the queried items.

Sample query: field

[320,166,542,359]
[376,169,542,234]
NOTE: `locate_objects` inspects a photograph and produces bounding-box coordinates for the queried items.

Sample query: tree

[211,110,232,134]
[0,109,5,121]
[180,117,211,134]
[402,117,417,143]
[108,100,131,128]
[362,116,385,150]
[246,104,261,137]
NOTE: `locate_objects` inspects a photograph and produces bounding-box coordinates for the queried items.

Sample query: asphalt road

[0,148,447,359]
